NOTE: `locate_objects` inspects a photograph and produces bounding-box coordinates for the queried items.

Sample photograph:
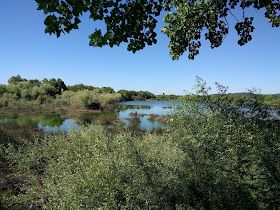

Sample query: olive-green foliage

[0,84,7,96]
[100,87,115,94]
[67,85,115,94]
[6,126,184,209]
[0,122,42,149]
[0,122,42,176]
[156,94,181,101]
[0,76,121,110]
[70,89,100,109]
[42,78,67,95]
[0,122,43,209]
[0,93,19,106]
[197,93,280,109]
[7,75,27,85]
[66,89,121,110]
[0,76,66,103]
[3,114,64,128]
[118,90,155,101]
[36,95,55,105]
[60,90,74,103]
[99,93,122,109]
[37,83,57,97]
[168,77,280,209]
[67,84,97,92]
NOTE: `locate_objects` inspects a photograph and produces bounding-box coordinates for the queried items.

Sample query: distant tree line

[0,76,156,110]
[1,75,279,109]
[117,90,156,101]
[187,92,280,109]
[67,85,156,101]
[67,84,115,94]
[156,93,181,101]
[0,75,67,103]
[0,75,122,110]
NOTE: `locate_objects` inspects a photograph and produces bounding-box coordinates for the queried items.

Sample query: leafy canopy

[36,0,280,60]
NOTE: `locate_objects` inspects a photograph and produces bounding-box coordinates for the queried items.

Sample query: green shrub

[6,126,184,209]
[36,95,54,105]
[69,90,121,110]
[167,77,280,209]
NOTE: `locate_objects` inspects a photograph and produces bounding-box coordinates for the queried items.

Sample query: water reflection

[0,101,182,132]
[118,101,182,130]
[0,114,65,127]
[38,119,80,133]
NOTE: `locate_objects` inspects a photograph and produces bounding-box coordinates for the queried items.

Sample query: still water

[119,101,182,130]
[0,101,182,132]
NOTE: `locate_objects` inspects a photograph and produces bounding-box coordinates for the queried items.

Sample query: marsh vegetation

[0,77,279,209]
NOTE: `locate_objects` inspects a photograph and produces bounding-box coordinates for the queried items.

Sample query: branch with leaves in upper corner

[35,0,280,60]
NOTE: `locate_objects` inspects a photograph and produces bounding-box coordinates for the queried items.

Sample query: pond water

[0,101,182,132]
[0,113,78,132]
[119,101,182,130]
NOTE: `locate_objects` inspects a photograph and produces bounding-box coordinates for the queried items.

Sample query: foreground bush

[2,78,279,209]
[5,126,184,209]
[168,78,280,209]
[0,122,43,209]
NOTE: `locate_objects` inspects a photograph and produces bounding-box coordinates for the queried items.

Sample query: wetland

[0,101,183,132]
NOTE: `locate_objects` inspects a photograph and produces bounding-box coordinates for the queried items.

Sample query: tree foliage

[64,89,121,110]
[67,83,97,92]
[36,0,280,60]
[118,89,155,101]
[0,76,122,110]
[0,76,67,101]
[42,78,67,95]
[8,75,27,85]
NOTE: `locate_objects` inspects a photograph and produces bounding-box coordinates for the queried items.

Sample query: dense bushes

[0,75,158,109]
[156,94,181,101]
[61,90,121,110]
[0,76,65,108]
[1,78,279,209]
[167,78,280,209]
[4,127,184,209]
[0,122,43,208]
[0,76,121,110]
[117,90,156,101]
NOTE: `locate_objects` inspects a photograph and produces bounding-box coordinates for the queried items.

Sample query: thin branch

[224,16,229,29]
[228,10,239,22]
[242,0,245,21]
[272,5,279,15]
[222,17,229,42]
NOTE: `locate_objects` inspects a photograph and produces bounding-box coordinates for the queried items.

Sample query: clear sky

[0,0,279,95]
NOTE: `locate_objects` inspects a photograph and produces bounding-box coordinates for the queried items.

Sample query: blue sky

[0,0,279,95]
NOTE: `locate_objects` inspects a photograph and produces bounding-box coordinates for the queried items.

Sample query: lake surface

[119,101,182,130]
[0,101,182,132]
